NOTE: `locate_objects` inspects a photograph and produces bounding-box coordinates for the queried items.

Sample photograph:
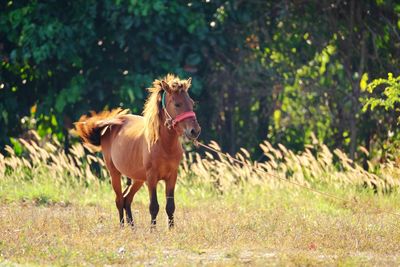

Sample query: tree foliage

[363,73,400,113]
[1,0,400,163]
[362,73,400,160]
[0,0,214,145]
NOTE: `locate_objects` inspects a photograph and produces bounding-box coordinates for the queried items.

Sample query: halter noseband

[162,91,196,129]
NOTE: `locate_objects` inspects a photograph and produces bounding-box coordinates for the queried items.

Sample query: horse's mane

[143,74,191,148]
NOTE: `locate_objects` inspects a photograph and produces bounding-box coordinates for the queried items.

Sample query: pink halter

[171,111,196,127]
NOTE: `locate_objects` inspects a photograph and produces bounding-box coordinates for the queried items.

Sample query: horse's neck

[159,122,181,153]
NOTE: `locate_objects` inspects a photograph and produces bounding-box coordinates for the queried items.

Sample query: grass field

[1,138,400,266]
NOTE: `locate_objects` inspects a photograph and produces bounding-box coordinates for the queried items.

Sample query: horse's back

[121,114,144,127]
[102,114,148,180]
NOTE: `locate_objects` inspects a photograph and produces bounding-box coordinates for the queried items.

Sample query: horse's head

[161,77,201,140]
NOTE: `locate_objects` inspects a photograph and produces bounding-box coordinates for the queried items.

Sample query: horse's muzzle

[185,126,201,140]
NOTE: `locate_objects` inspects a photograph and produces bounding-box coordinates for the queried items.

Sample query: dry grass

[2,134,399,195]
[1,191,400,266]
[0,136,400,265]
[181,139,400,194]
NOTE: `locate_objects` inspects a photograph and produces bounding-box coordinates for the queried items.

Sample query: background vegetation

[1,0,400,163]
[1,1,400,265]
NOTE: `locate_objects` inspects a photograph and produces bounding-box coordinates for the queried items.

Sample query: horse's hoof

[168,220,174,229]
[128,222,136,230]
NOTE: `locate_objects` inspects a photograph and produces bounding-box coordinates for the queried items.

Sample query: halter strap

[161,91,196,129]
[162,90,167,110]
[174,111,196,124]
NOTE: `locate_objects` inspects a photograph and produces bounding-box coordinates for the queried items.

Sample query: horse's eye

[175,103,181,108]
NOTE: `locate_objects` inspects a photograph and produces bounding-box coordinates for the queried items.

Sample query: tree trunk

[228,88,236,155]
[63,127,70,155]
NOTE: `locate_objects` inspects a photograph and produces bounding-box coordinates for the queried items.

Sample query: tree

[0,0,215,150]
[1,0,400,163]
[362,73,400,160]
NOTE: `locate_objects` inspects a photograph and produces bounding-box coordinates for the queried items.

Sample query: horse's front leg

[147,176,159,228]
[165,172,177,229]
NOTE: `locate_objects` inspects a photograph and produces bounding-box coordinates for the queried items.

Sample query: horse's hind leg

[122,177,132,198]
[123,179,144,227]
[101,136,124,226]
[109,168,124,226]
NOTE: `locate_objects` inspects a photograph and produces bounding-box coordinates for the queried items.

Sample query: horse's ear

[161,80,171,93]
[186,77,192,89]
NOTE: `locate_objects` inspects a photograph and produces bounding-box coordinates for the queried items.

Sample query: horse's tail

[74,108,129,150]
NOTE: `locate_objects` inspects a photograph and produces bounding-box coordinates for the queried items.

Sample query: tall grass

[1,133,399,197]
[1,138,106,186]
[181,140,400,194]
[0,135,111,204]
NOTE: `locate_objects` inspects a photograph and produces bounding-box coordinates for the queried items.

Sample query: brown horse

[75,74,201,228]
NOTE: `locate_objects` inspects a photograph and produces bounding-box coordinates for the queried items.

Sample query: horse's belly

[111,143,146,180]
[110,118,147,180]
[125,167,146,181]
